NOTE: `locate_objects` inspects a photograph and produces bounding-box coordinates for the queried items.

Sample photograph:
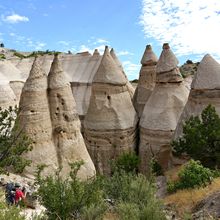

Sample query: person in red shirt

[14,183,26,205]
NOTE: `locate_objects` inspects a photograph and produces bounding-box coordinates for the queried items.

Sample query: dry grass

[164,165,183,182]
[164,177,220,217]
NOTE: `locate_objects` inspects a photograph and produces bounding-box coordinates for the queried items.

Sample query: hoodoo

[48,54,95,179]
[174,54,220,140]
[84,46,138,175]
[134,45,157,117]
[139,43,189,174]
[17,57,58,177]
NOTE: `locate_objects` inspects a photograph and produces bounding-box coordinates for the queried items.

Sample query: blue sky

[1,0,220,79]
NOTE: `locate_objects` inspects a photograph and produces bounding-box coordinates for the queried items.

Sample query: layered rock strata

[48,54,95,179]
[134,45,157,117]
[84,46,138,175]
[17,58,58,177]
[139,43,189,174]
[174,54,220,140]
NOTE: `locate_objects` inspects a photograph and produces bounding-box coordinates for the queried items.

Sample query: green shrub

[13,52,26,59]
[168,160,213,193]
[112,152,140,174]
[103,171,166,220]
[0,54,6,59]
[150,158,163,176]
[172,105,220,169]
[36,161,106,220]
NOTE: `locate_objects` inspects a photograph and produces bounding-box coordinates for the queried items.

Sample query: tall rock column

[84,46,138,175]
[134,45,158,117]
[174,54,220,140]
[139,43,189,174]
[48,54,95,179]
[17,57,58,178]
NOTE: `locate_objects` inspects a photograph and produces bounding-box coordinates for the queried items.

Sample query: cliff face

[139,44,189,174]
[84,46,138,175]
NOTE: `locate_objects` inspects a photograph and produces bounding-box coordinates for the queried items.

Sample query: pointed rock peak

[110,48,123,68]
[93,45,127,85]
[28,57,46,79]
[48,54,70,89]
[191,54,220,89]
[156,43,179,73]
[141,44,158,66]
[93,49,100,56]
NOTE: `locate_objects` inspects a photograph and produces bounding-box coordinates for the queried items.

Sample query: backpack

[5,182,15,205]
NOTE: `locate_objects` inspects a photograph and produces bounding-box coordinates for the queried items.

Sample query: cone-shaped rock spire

[110,48,135,98]
[174,54,220,142]
[17,57,59,177]
[134,45,157,117]
[156,43,182,83]
[139,44,189,174]
[93,49,100,56]
[191,54,220,90]
[141,45,158,66]
[48,54,95,179]
[93,46,127,85]
[84,46,138,175]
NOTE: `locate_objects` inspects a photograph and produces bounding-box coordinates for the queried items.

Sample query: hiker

[5,182,16,205]
[14,183,26,206]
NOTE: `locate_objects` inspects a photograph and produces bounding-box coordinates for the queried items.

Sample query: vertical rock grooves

[18,57,58,178]
[139,43,189,174]
[84,46,138,175]
[48,54,96,179]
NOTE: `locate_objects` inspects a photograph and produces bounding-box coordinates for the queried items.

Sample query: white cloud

[34,42,46,50]
[95,38,109,44]
[2,13,29,24]
[117,51,134,56]
[122,61,141,78]
[140,0,220,59]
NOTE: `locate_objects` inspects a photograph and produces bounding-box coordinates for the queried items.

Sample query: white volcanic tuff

[134,45,157,117]
[174,54,220,140]
[93,46,127,85]
[141,45,158,66]
[0,71,17,109]
[84,46,138,175]
[139,43,189,173]
[110,48,135,99]
[48,54,96,179]
[18,57,59,178]
[191,54,220,90]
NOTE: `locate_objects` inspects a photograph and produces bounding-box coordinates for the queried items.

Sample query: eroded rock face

[174,54,220,140]
[48,55,96,179]
[134,45,157,117]
[84,46,138,175]
[139,44,189,174]
[18,57,58,178]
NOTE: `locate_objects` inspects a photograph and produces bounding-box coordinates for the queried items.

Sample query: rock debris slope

[139,43,189,174]
[134,45,157,117]
[84,46,138,175]
[48,54,96,179]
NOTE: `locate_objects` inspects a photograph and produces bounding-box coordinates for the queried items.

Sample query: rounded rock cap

[141,44,158,66]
